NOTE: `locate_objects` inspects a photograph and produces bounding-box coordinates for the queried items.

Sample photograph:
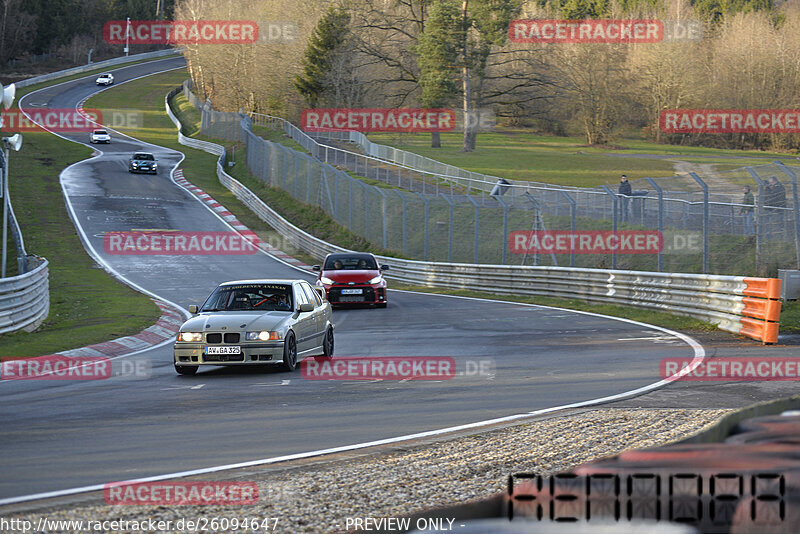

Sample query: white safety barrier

[166,88,783,344]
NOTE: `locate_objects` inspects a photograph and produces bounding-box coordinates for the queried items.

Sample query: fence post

[376,188,388,249]
[600,186,618,270]
[559,190,576,268]
[362,181,371,241]
[689,172,710,273]
[279,145,288,188]
[415,192,429,260]
[293,150,298,196]
[349,178,354,230]
[747,167,765,271]
[494,195,509,265]
[644,178,663,272]
[440,193,454,262]
[305,154,312,203]
[394,190,407,255]
[467,195,480,264]
[775,161,800,269]
[263,141,270,186]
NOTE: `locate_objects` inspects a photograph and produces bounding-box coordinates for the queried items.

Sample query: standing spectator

[765,177,787,237]
[740,185,754,235]
[618,175,632,223]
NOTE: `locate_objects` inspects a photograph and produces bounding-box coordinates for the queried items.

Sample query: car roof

[218,279,302,286]
[325,252,375,260]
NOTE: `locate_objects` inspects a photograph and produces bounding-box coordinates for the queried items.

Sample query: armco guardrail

[12,49,179,88]
[166,88,783,344]
[0,257,49,335]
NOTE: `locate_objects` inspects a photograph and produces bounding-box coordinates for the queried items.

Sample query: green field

[366,130,797,188]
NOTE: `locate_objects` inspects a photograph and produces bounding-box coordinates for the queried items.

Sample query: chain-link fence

[184,81,800,276]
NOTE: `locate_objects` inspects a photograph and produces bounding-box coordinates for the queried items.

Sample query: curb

[57,300,182,359]
[172,168,314,271]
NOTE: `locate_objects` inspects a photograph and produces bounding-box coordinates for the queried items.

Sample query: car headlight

[152,163,157,167]
[320,276,334,285]
[179,332,202,342]
[246,331,283,341]
[131,162,138,166]
[368,276,383,284]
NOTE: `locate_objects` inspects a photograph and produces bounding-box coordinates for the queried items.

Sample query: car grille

[205,332,240,344]
[203,353,244,362]
[328,287,375,303]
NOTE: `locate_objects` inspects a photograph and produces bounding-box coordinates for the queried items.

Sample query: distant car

[173,279,334,375]
[90,129,111,144]
[128,152,158,174]
[313,252,389,307]
[95,73,114,86]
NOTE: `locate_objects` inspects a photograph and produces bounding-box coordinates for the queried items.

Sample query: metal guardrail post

[440,193,454,262]
[600,186,618,270]
[349,177,354,230]
[689,172,710,273]
[416,192,430,260]
[644,178,663,272]
[775,161,800,269]
[394,190,407,255]
[467,195,480,264]
[376,188,388,249]
[747,167,765,271]
[279,145,288,188]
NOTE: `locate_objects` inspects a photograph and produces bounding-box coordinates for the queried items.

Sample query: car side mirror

[298,303,314,312]
[381,264,390,270]
[314,287,325,299]
[188,304,199,314]
[312,265,321,271]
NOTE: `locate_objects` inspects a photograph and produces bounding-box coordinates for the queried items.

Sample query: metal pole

[747,167,765,272]
[1,147,8,278]
[440,193,454,262]
[494,195,509,265]
[467,195,480,264]
[416,192,429,260]
[395,190,407,254]
[644,178,663,272]
[376,188,388,249]
[559,190,577,268]
[600,186,618,270]
[775,161,800,269]
[689,172,709,273]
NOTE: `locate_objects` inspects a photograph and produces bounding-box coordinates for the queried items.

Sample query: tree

[294,5,351,108]
[417,0,463,147]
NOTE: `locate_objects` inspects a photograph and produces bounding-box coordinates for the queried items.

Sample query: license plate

[205,346,241,355]
[341,288,363,295]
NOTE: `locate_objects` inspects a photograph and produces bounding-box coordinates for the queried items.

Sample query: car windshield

[200,283,293,312]
[133,153,154,161]
[101,74,111,77]
[94,130,107,135]
[324,255,377,270]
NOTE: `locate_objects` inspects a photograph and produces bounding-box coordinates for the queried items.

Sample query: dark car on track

[128,152,158,174]
[313,252,389,307]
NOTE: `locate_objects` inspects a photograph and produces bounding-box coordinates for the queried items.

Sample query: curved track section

[1,58,702,501]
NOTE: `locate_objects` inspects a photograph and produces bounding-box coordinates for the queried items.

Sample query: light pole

[125,17,131,56]
[1,134,22,278]
[1,82,17,279]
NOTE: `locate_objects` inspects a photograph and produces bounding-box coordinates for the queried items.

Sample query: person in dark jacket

[618,175,632,222]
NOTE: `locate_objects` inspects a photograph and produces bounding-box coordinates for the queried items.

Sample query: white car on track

[90,129,111,144]
[95,73,114,86]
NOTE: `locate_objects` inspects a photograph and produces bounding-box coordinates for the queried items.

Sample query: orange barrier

[743,277,782,299]
[739,278,781,344]
[741,297,782,322]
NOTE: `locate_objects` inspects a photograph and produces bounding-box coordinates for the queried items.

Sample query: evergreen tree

[294,5,351,108]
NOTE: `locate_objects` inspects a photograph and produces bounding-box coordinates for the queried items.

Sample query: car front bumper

[174,341,285,366]
[323,284,386,305]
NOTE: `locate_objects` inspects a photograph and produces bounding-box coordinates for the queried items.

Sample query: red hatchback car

[313,253,389,307]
